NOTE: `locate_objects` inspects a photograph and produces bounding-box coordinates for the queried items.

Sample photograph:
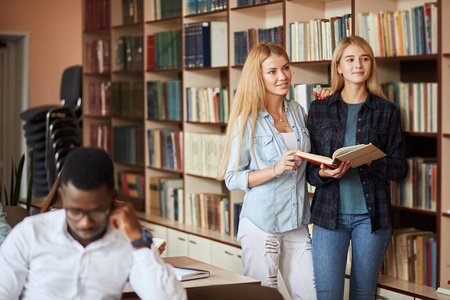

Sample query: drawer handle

[224,251,234,256]
[189,240,198,244]
[178,237,186,241]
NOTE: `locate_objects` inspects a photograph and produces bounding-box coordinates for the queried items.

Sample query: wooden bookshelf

[81,0,450,297]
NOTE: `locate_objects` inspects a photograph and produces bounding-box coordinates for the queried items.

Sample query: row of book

[122,0,143,25]
[186,193,230,234]
[84,38,111,74]
[147,130,183,171]
[115,36,143,71]
[149,177,183,222]
[112,81,144,119]
[288,83,330,113]
[184,132,224,178]
[234,26,284,66]
[184,21,228,68]
[152,0,181,20]
[185,0,227,15]
[117,170,145,199]
[383,82,438,133]
[390,157,437,212]
[289,14,352,62]
[186,86,228,123]
[382,228,436,288]
[147,81,182,121]
[147,30,182,71]
[85,0,110,31]
[358,3,438,57]
[113,126,144,165]
[87,81,111,117]
[89,123,111,155]
[237,0,273,6]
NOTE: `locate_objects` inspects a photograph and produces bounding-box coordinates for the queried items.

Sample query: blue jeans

[312,214,392,300]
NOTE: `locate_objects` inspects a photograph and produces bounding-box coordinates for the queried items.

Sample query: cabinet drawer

[211,242,243,274]
[167,228,188,257]
[376,288,414,299]
[188,235,211,264]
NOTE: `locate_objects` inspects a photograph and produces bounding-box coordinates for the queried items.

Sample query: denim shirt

[225,100,311,233]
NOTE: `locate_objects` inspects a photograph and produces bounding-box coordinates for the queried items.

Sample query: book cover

[296,143,386,168]
[173,267,210,281]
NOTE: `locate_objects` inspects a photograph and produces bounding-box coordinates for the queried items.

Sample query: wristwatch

[131,228,153,248]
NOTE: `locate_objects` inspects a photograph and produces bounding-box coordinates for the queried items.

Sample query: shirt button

[293,203,296,206]
[263,141,265,144]
[366,194,369,198]
[368,207,372,210]
[293,170,296,173]
[358,118,362,121]
[282,146,286,149]
[360,168,363,172]
[363,181,366,184]
[357,129,361,132]
[292,186,295,189]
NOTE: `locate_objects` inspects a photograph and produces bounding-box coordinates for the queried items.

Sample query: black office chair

[20,65,82,196]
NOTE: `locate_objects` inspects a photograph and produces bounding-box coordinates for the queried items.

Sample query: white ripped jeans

[237,217,317,300]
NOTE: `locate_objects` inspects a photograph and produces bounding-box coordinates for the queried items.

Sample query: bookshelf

[81,0,450,297]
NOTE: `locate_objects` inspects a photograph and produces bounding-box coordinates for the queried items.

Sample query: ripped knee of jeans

[264,237,280,255]
[266,275,278,289]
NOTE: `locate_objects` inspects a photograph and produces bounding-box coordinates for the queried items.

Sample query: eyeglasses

[65,207,111,222]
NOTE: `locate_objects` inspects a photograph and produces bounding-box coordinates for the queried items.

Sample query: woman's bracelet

[272,164,280,178]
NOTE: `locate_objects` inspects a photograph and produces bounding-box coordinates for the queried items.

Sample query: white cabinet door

[376,288,414,299]
[167,228,188,257]
[188,234,211,264]
[211,241,244,274]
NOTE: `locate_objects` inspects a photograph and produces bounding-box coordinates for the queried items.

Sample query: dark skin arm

[109,200,165,254]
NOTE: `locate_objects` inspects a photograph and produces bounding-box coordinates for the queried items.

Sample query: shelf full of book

[81,0,450,294]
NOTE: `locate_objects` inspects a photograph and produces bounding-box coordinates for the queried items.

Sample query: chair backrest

[3,206,30,228]
[60,65,82,109]
[186,284,284,300]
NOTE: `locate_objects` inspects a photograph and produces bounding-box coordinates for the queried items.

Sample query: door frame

[0,31,30,201]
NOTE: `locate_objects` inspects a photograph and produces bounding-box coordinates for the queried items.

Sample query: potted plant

[0,149,34,227]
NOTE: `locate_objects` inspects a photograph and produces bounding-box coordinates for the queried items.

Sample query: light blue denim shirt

[0,203,12,246]
[225,99,311,233]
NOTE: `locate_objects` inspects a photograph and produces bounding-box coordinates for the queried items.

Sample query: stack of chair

[20,65,82,197]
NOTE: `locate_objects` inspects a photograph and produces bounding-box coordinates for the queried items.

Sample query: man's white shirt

[0,210,186,300]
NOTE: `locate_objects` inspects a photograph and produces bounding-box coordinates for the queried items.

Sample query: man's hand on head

[108,200,142,241]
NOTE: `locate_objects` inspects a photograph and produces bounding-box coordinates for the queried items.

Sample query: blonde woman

[306,36,407,300]
[218,42,316,299]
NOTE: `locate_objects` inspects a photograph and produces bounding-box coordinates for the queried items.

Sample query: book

[296,143,386,168]
[173,267,210,281]
[436,286,450,296]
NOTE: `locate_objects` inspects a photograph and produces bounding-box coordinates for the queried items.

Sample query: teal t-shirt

[338,102,368,214]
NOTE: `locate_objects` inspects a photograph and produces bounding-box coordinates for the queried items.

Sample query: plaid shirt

[306,91,408,232]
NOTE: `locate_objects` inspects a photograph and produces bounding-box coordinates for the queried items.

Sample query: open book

[296,143,386,168]
[173,266,210,281]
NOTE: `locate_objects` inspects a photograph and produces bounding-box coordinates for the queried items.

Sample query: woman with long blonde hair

[218,42,316,300]
[306,36,407,300]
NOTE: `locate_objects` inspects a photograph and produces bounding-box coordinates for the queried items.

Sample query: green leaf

[9,159,14,206]
[13,154,25,206]
[26,149,34,211]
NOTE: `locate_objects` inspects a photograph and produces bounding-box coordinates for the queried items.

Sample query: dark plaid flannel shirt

[306,91,408,232]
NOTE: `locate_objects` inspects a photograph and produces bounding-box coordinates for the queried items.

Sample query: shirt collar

[260,98,291,119]
[329,90,377,109]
